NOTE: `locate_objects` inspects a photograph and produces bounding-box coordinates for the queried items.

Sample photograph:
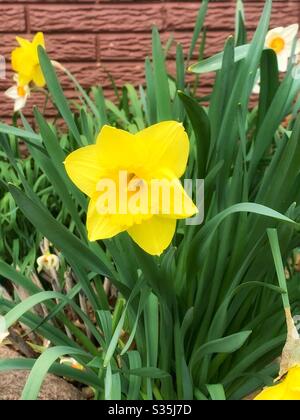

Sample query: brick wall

[0,0,299,120]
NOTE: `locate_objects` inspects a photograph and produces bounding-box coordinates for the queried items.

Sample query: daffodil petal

[14,96,27,112]
[32,65,46,87]
[287,366,300,393]
[16,36,31,48]
[277,51,290,72]
[252,82,261,95]
[136,121,189,178]
[11,47,22,72]
[87,198,126,241]
[96,125,146,171]
[150,177,198,218]
[18,73,32,87]
[5,86,19,100]
[33,32,45,49]
[64,145,106,197]
[255,367,300,400]
[295,39,300,54]
[12,49,35,79]
[266,27,284,39]
[127,216,176,255]
[281,24,299,43]
[254,382,286,400]
[165,179,198,219]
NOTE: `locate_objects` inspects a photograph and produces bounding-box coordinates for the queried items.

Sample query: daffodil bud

[60,357,84,371]
[51,60,66,73]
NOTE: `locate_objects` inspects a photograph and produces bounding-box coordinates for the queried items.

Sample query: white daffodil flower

[265,24,300,72]
[252,70,261,95]
[5,74,30,112]
[253,24,300,94]
[37,252,60,273]
[0,316,9,345]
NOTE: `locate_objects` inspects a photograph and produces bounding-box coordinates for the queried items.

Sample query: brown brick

[59,61,146,89]
[0,58,213,95]
[0,62,145,91]
[98,32,193,61]
[166,1,300,31]
[0,6,25,33]
[0,0,95,2]
[99,33,154,61]
[0,0,298,122]
[29,4,164,33]
[0,87,116,119]
[97,30,256,62]
[45,34,97,62]
[98,60,214,88]
[0,89,74,118]
[0,34,97,63]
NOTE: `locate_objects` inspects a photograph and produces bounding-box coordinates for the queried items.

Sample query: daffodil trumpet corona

[64,122,198,256]
[4,74,30,112]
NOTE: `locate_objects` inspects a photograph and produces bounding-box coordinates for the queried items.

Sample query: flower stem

[267,228,290,309]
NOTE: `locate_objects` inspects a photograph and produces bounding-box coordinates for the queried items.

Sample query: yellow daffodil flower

[255,309,300,400]
[64,122,198,255]
[5,74,30,112]
[265,24,300,72]
[37,252,60,273]
[11,32,46,87]
[255,366,300,400]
